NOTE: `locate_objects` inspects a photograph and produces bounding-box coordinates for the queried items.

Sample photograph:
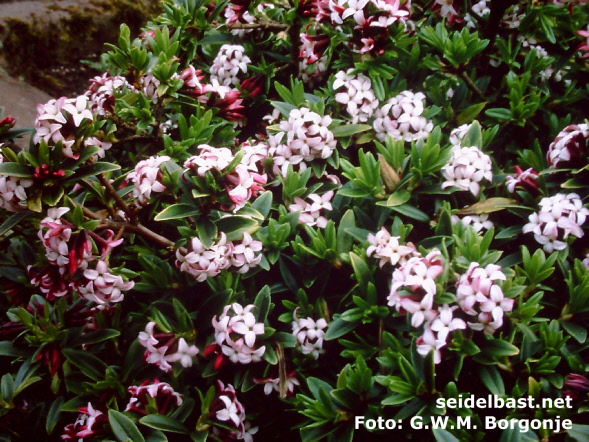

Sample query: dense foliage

[1,0,589,440]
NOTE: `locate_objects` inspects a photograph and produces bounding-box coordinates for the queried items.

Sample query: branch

[81,205,187,254]
[97,173,138,225]
[459,70,490,102]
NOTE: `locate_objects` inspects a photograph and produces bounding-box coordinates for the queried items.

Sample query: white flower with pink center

[79,260,135,304]
[224,165,267,212]
[126,155,170,205]
[85,73,135,115]
[288,191,334,228]
[430,304,466,342]
[333,69,379,123]
[523,193,589,253]
[61,95,94,127]
[184,145,234,177]
[441,145,493,196]
[451,213,494,232]
[164,338,200,368]
[176,234,232,282]
[230,233,263,273]
[546,123,588,168]
[366,227,418,268]
[387,250,444,310]
[416,326,446,364]
[456,262,512,335]
[269,107,336,176]
[0,154,33,212]
[373,91,433,142]
[292,315,328,359]
[210,44,251,87]
[214,303,265,349]
[38,207,73,270]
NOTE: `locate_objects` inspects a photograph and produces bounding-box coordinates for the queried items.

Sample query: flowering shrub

[1,0,589,440]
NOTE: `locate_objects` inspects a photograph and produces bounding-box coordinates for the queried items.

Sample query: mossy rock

[0,0,161,97]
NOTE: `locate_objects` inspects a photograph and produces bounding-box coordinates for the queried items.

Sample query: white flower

[333,69,379,123]
[230,233,263,273]
[373,91,433,142]
[451,213,494,232]
[126,155,170,205]
[288,191,334,228]
[176,233,232,282]
[546,123,588,168]
[292,315,328,359]
[210,44,251,87]
[430,304,466,342]
[416,326,446,364]
[441,145,493,195]
[80,260,134,304]
[0,154,33,212]
[523,193,588,253]
[366,227,418,268]
[61,95,93,127]
[184,145,234,177]
[268,107,336,176]
[164,338,199,368]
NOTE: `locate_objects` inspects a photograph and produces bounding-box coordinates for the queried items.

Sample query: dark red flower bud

[241,74,265,98]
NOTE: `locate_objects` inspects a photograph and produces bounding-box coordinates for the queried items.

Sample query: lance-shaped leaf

[0,162,33,177]
[155,203,200,221]
[456,198,517,215]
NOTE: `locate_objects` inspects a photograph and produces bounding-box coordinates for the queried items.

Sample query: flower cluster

[456,263,513,335]
[268,108,336,176]
[333,69,379,123]
[373,91,433,142]
[546,123,588,168]
[254,371,300,396]
[176,233,264,281]
[62,403,108,441]
[85,73,136,115]
[441,145,493,195]
[125,155,170,206]
[34,96,94,159]
[366,227,418,268]
[0,153,32,212]
[138,321,199,372]
[288,191,334,228]
[210,381,257,441]
[292,315,328,359]
[212,303,266,364]
[523,193,589,253]
[126,379,183,415]
[451,213,493,233]
[505,166,539,193]
[210,44,251,87]
[183,144,268,212]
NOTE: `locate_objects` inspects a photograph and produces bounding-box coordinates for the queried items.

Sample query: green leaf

[561,322,587,344]
[0,210,30,237]
[215,216,259,241]
[460,121,483,148]
[254,286,272,322]
[479,366,505,395]
[485,108,512,121]
[109,410,145,442]
[457,198,517,215]
[569,424,589,442]
[433,428,461,442]
[330,124,372,138]
[1,374,15,401]
[390,204,430,222]
[0,162,33,177]
[62,348,108,381]
[382,190,411,207]
[350,252,374,293]
[0,341,28,357]
[456,102,487,125]
[140,415,190,434]
[250,191,272,219]
[482,339,520,358]
[325,317,359,340]
[46,396,64,435]
[155,204,199,221]
[70,329,120,346]
[68,162,121,181]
